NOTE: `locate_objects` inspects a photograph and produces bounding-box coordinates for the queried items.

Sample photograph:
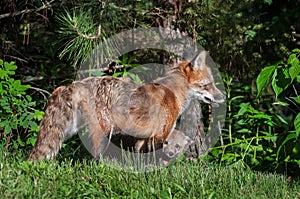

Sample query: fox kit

[163,129,193,158]
[27,51,225,161]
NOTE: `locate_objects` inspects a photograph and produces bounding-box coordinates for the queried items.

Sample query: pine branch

[73,22,102,40]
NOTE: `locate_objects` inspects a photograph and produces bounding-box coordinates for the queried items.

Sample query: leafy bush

[209,49,300,176]
[256,49,300,169]
[0,60,44,151]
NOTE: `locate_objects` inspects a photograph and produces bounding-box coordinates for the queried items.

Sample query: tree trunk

[177,99,208,158]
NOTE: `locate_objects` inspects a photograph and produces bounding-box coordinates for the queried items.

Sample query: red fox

[27,51,225,161]
[163,129,193,158]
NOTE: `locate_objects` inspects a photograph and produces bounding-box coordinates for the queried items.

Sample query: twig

[4,55,28,63]
[22,76,44,83]
[21,74,75,83]
[28,86,50,103]
[0,0,55,20]
[29,86,51,95]
[74,22,102,40]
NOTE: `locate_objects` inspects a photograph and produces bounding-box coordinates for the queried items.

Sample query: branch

[0,0,54,20]
[21,76,44,83]
[28,86,51,104]
[73,22,102,40]
[29,86,51,96]
[4,55,28,63]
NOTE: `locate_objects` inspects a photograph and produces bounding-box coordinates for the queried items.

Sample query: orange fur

[27,51,225,161]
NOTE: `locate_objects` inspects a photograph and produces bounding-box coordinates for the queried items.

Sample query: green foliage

[113,54,146,84]
[179,0,299,77]
[56,9,103,67]
[256,49,300,168]
[1,0,300,181]
[295,113,300,138]
[210,93,282,168]
[56,1,155,68]
[256,65,277,96]
[0,60,43,150]
[210,49,300,175]
[256,49,300,120]
[52,0,300,79]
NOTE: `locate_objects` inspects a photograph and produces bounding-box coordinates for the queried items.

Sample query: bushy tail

[27,86,75,161]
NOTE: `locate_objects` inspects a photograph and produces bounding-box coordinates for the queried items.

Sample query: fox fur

[27,51,225,161]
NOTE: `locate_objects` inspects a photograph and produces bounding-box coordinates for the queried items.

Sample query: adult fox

[27,51,225,161]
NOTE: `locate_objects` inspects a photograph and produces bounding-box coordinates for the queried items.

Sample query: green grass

[0,152,299,199]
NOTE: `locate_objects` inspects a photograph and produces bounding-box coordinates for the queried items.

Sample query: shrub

[0,59,43,151]
[256,49,300,170]
[208,49,300,177]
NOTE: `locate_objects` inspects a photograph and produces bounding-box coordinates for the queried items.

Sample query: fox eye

[164,141,169,145]
[175,144,180,149]
[200,82,212,88]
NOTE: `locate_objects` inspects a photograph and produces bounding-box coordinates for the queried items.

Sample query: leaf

[272,101,289,106]
[245,30,256,40]
[112,72,123,77]
[288,53,300,81]
[237,102,250,116]
[295,113,300,137]
[26,137,37,146]
[230,96,244,102]
[263,0,272,5]
[237,119,246,125]
[264,136,277,142]
[90,70,106,77]
[29,121,39,131]
[4,61,17,75]
[292,48,300,53]
[34,110,44,121]
[256,65,276,96]
[12,80,30,93]
[17,136,25,147]
[275,114,288,125]
[22,120,29,128]
[4,125,11,134]
[128,73,142,84]
[291,96,300,104]
[26,113,35,121]
[276,133,297,161]
[237,128,251,133]
[0,68,8,79]
[271,68,291,98]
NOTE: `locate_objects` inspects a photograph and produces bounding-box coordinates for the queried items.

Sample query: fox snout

[203,93,225,107]
[194,84,226,107]
[207,88,226,107]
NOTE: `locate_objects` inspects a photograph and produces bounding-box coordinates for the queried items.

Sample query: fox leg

[135,139,146,152]
[79,100,109,159]
[27,86,78,161]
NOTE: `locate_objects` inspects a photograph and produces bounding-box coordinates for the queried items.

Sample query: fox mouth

[204,97,220,107]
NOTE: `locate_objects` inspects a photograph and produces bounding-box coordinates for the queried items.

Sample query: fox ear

[190,51,207,70]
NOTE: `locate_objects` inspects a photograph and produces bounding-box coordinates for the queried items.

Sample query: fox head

[163,130,193,158]
[178,51,226,107]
